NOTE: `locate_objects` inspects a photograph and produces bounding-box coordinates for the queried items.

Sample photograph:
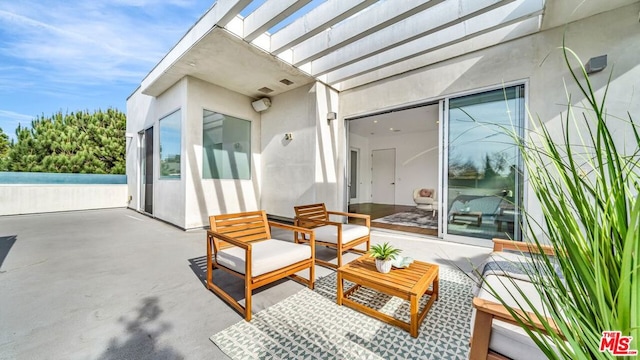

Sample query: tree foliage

[3,109,126,174]
[0,127,10,171]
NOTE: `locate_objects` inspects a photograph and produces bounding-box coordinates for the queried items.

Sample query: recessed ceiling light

[389,127,394,131]
[374,120,378,123]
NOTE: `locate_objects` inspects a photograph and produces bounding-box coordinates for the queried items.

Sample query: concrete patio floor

[0,208,491,359]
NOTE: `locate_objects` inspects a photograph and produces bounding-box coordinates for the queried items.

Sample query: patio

[0,208,491,359]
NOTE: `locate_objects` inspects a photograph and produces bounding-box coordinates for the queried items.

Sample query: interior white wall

[368,131,439,206]
[184,77,261,229]
[339,4,640,235]
[347,133,370,203]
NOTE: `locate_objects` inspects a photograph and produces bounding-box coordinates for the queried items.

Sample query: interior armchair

[413,188,436,212]
[206,210,315,321]
[293,203,370,269]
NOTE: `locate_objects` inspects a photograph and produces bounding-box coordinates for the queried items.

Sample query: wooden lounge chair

[469,239,560,360]
[293,203,370,269]
[206,210,315,321]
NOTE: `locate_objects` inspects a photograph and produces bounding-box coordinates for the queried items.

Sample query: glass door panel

[445,86,524,241]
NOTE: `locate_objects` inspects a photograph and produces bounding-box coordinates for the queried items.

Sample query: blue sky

[0,0,326,141]
[0,0,214,140]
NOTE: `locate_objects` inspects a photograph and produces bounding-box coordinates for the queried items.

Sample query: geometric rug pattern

[372,209,438,230]
[211,266,474,359]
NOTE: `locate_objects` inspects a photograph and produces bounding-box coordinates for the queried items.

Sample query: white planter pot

[375,259,392,273]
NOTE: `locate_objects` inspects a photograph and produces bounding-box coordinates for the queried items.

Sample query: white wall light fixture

[251,98,271,112]
[327,112,337,125]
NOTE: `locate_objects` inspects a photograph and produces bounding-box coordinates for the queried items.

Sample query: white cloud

[0,1,210,85]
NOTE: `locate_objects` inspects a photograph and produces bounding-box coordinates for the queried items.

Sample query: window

[203,110,251,179]
[159,110,181,179]
[445,85,525,241]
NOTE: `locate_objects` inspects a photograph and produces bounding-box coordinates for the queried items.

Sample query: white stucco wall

[125,87,155,212]
[339,4,640,232]
[313,83,343,212]
[260,82,341,218]
[183,77,261,229]
[152,79,187,228]
[0,185,127,215]
[261,84,316,218]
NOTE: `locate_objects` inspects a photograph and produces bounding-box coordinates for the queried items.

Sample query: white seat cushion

[414,197,435,205]
[471,274,558,360]
[216,239,311,277]
[306,224,369,244]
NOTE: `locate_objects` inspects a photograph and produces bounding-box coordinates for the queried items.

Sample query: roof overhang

[141,27,315,98]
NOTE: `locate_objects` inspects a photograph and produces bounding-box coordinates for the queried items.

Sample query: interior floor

[348,203,438,236]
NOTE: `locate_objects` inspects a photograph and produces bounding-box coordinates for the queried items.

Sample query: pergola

[140,0,633,99]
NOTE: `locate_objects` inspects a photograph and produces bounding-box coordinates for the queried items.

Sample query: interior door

[349,148,359,203]
[371,148,396,204]
[144,127,154,214]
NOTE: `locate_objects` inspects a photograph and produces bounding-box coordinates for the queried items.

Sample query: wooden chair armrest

[473,297,561,336]
[327,210,370,220]
[207,230,251,250]
[492,238,555,256]
[326,211,371,226]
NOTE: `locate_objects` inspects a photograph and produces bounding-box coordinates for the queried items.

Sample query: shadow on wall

[97,297,182,360]
[0,235,17,270]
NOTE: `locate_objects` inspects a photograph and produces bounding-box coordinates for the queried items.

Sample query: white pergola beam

[325,0,544,84]
[269,0,380,54]
[336,16,541,91]
[215,0,254,27]
[290,0,446,66]
[310,0,515,76]
[243,0,312,42]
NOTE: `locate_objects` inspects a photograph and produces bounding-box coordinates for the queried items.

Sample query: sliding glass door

[442,85,525,243]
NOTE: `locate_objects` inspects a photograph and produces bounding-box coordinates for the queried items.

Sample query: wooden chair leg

[244,278,252,321]
[469,310,492,360]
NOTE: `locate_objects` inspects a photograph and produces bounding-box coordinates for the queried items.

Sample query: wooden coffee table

[337,256,439,337]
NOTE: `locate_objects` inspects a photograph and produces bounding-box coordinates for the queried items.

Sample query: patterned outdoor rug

[211,267,473,359]
[373,209,438,230]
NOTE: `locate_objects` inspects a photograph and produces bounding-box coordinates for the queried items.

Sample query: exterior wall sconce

[327,112,337,125]
[585,55,607,74]
[284,133,293,140]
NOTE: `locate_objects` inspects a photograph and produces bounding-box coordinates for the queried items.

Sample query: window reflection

[447,86,524,240]
[202,110,251,180]
[159,110,181,179]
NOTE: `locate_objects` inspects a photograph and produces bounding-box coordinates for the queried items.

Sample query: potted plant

[369,242,401,273]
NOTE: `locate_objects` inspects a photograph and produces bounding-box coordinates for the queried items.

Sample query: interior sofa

[469,239,559,360]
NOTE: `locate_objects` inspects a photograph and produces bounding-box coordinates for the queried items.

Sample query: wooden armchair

[206,210,315,321]
[293,203,370,269]
[469,239,559,360]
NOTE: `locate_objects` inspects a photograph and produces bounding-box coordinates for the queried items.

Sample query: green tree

[5,109,126,174]
[0,127,10,171]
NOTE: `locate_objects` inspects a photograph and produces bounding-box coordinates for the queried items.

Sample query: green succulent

[369,242,401,261]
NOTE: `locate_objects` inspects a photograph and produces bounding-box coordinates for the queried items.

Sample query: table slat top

[338,256,439,295]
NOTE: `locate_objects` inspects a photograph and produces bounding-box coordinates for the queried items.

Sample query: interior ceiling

[140,0,638,99]
[348,104,439,138]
